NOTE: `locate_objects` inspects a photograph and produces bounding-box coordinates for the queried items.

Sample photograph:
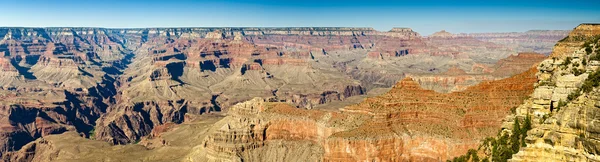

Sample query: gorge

[0,25,586,161]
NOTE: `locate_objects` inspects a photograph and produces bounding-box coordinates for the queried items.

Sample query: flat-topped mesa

[242,27,377,36]
[429,30,456,38]
[205,30,225,39]
[383,27,421,38]
[568,23,600,37]
[107,27,380,39]
[551,23,600,58]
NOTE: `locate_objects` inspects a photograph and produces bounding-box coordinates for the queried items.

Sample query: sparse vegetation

[541,114,550,124]
[555,100,567,113]
[561,57,572,67]
[591,53,600,61]
[449,149,480,162]
[573,68,584,76]
[567,90,581,101]
[449,116,532,162]
[581,68,600,93]
[88,128,96,140]
[582,35,600,50]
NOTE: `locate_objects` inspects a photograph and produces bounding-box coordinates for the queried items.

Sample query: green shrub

[587,47,594,55]
[88,128,96,139]
[451,116,533,162]
[573,68,584,76]
[591,54,600,61]
[562,57,572,66]
[567,91,581,101]
[556,100,567,112]
[581,69,600,93]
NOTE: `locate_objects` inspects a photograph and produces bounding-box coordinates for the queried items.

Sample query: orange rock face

[551,24,600,58]
[406,52,545,93]
[0,26,566,161]
[195,67,538,161]
[329,68,538,160]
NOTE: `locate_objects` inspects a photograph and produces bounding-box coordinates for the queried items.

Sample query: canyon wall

[0,26,568,161]
[507,24,600,161]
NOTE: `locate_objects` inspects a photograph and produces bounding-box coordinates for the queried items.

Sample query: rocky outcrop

[442,23,600,162]
[429,30,455,38]
[501,24,600,161]
[0,26,569,161]
[182,60,539,161]
[0,27,133,159]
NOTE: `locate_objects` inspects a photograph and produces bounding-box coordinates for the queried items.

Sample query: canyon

[0,26,573,161]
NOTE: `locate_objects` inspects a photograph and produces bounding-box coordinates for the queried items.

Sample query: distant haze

[1,0,599,35]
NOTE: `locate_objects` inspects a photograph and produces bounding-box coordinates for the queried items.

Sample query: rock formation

[456,30,570,55]
[507,23,600,162]
[407,52,546,93]
[5,61,540,161]
[0,26,569,161]
[445,23,600,162]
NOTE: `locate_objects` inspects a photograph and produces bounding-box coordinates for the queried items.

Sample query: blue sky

[1,0,599,35]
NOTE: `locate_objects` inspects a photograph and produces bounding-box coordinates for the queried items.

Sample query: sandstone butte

[0,26,571,161]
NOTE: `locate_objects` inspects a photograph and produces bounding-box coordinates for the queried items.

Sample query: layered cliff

[0,26,569,161]
[0,27,131,159]
[407,52,546,93]
[446,23,600,162]
[456,30,570,55]
[507,24,600,162]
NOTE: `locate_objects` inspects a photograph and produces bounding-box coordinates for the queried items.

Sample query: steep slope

[446,23,600,162]
[0,28,132,158]
[408,52,546,93]
[0,27,568,161]
[7,52,541,162]
[508,23,600,162]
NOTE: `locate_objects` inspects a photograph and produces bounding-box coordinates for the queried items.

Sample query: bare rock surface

[0,26,569,161]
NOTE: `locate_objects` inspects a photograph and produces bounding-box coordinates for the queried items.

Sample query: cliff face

[0,26,567,161]
[187,66,537,161]
[186,57,537,161]
[3,61,540,161]
[407,52,546,93]
[442,24,600,162]
[0,27,129,158]
[505,24,600,161]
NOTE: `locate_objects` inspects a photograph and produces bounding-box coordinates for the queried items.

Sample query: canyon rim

[1,0,599,161]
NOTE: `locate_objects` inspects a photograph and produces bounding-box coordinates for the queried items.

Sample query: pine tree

[511,119,521,152]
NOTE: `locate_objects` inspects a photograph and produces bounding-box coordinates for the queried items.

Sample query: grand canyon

[2,1,600,161]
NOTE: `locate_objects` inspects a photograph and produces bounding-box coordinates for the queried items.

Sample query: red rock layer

[330,67,538,160]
